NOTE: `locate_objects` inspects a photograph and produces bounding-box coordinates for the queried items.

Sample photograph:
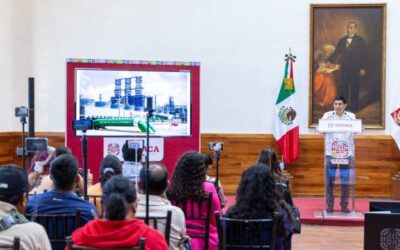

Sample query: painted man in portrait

[328,21,368,113]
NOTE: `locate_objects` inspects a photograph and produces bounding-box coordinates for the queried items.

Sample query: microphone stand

[145,108,153,225]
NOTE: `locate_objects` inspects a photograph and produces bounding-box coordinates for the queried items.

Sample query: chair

[25,209,81,249]
[215,212,278,250]
[87,195,103,217]
[65,236,145,250]
[0,236,20,250]
[171,192,213,250]
[136,210,172,246]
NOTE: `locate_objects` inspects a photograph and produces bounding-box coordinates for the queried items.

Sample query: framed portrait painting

[309,4,386,128]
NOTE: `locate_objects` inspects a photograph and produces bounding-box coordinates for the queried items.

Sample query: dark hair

[257,148,284,179]
[50,154,78,190]
[347,21,358,28]
[99,155,122,187]
[55,146,72,157]
[227,164,280,219]
[203,154,213,167]
[167,151,206,202]
[334,96,347,104]
[102,176,137,220]
[139,163,168,195]
[122,141,143,162]
[0,164,29,205]
[226,164,287,237]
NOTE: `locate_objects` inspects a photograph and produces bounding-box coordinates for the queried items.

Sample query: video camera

[72,119,93,131]
[15,106,29,118]
[208,141,224,152]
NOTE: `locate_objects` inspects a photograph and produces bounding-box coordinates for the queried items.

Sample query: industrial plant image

[76,69,191,136]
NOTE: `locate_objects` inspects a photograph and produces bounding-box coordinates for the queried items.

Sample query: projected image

[76,69,191,136]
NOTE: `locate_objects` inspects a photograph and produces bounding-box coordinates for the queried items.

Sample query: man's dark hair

[100,155,122,187]
[50,154,79,191]
[139,163,168,195]
[0,164,29,205]
[347,21,358,28]
[55,146,72,157]
[122,141,143,162]
[334,96,347,104]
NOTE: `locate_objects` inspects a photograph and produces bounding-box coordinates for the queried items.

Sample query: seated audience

[26,154,98,249]
[226,164,292,250]
[121,140,143,186]
[69,175,168,249]
[29,146,92,195]
[88,154,122,214]
[136,162,187,250]
[167,151,221,250]
[203,154,227,208]
[0,164,51,250]
[257,148,294,205]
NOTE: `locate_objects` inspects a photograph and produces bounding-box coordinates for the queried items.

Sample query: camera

[208,141,224,152]
[26,137,48,152]
[127,139,144,150]
[15,106,29,117]
[72,119,93,131]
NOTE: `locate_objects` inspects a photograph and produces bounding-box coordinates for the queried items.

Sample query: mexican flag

[272,52,299,164]
[391,107,400,150]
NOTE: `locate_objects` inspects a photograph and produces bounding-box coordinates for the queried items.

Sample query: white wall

[0,0,13,131]
[2,0,399,134]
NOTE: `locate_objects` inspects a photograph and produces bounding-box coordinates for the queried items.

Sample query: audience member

[167,151,220,250]
[226,164,292,250]
[121,140,143,186]
[136,162,187,250]
[69,175,168,249]
[203,154,227,208]
[0,164,51,250]
[29,146,91,194]
[88,155,122,214]
[257,148,293,205]
[26,154,98,249]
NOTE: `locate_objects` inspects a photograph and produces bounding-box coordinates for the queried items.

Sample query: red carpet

[225,196,369,226]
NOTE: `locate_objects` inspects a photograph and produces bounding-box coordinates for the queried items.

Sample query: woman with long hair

[167,151,221,250]
[226,164,292,250]
[69,176,168,249]
[257,148,293,205]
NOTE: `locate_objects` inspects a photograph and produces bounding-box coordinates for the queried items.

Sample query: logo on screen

[380,228,400,250]
[330,139,349,158]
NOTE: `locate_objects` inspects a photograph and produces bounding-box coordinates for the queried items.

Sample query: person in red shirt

[68,175,168,250]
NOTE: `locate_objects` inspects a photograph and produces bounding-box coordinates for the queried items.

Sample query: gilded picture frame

[309,4,386,128]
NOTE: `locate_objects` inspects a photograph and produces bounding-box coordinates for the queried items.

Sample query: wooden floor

[292,225,364,250]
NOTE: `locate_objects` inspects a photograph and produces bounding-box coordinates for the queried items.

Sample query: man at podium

[322,96,356,213]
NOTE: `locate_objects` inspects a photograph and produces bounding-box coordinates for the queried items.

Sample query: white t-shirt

[321,111,356,158]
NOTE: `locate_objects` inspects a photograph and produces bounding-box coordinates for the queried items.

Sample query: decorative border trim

[66,58,200,66]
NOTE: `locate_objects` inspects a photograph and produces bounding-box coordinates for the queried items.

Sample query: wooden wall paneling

[1,132,399,198]
[201,134,400,198]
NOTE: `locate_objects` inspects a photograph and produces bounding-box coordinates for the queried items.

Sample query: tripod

[20,116,27,169]
[212,150,221,190]
[144,107,153,225]
[81,130,89,200]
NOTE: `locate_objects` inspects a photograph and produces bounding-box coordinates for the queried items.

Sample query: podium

[318,118,362,214]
